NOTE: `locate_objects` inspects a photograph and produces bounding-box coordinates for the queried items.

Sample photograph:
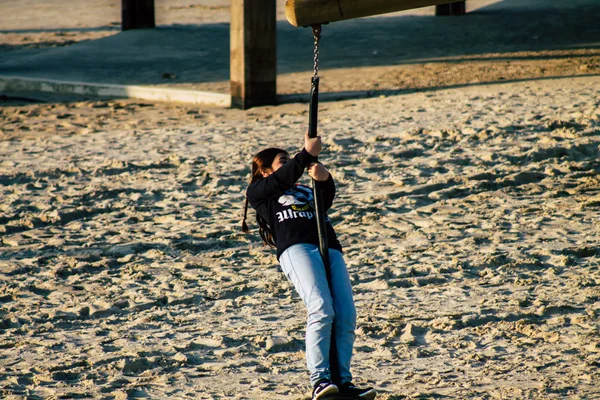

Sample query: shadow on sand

[1,0,600,98]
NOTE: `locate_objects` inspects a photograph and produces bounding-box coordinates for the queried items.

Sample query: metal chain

[312,25,321,80]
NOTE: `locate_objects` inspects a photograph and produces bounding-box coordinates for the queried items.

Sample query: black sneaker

[312,379,339,399]
[339,382,376,400]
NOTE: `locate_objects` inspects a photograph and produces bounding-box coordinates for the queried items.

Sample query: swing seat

[286,0,461,27]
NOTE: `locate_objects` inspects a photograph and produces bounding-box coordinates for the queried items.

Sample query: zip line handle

[308,24,321,140]
[308,76,319,139]
[306,24,329,267]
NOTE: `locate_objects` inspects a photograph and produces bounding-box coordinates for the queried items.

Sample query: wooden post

[122,0,155,31]
[231,0,277,109]
[435,1,466,16]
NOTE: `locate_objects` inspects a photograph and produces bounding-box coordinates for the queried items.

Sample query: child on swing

[242,133,376,400]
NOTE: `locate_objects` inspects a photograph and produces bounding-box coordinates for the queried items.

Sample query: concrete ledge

[0,75,379,108]
[0,75,231,107]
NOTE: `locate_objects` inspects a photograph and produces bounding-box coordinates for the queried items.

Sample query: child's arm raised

[247,133,323,204]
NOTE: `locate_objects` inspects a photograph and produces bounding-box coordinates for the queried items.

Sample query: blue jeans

[279,243,357,387]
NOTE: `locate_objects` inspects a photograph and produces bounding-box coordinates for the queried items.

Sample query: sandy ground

[2,1,600,400]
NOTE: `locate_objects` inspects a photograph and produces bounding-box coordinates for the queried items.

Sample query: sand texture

[1,1,600,399]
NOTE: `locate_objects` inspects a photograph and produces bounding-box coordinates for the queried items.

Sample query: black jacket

[246,148,342,260]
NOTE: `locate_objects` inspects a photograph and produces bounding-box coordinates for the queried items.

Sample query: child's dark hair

[242,147,288,247]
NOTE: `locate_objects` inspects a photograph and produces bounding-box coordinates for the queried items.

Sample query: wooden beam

[122,0,155,31]
[436,1,466,16]
[230,0,277,109]
[286,0,460,27]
